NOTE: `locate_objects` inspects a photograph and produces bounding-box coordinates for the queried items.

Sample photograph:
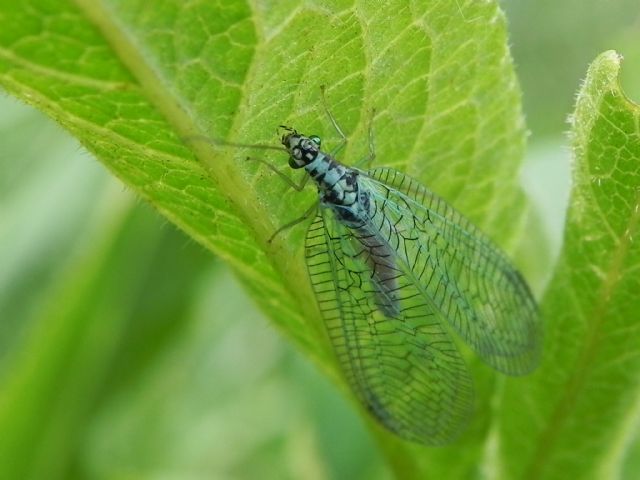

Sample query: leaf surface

[499,51,640,480]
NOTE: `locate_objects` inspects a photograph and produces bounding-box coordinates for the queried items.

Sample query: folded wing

[305,211,474,445]
[362,167,542,376]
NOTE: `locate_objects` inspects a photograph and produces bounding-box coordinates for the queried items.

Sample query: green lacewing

[273,117,541,444]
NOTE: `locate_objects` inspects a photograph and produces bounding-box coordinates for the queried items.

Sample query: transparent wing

[305,212,474,445]
[362,167,542,375]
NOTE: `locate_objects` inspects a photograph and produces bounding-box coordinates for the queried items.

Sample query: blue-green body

[280,127,541,445]
[283,129,400,316]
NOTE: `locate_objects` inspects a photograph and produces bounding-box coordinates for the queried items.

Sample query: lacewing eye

[309,134,321,147]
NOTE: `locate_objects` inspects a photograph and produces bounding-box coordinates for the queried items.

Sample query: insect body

[279,126,541,445]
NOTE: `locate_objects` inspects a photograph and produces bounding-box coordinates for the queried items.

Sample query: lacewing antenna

[182,134,287,153]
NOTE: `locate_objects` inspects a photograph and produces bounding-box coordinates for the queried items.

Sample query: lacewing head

[280,126,322,169]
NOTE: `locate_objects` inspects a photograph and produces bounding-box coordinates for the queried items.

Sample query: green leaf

[0,0,539,476]
[499,51,640,479]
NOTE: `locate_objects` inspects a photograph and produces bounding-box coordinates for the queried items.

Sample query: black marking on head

[280,126,321,169]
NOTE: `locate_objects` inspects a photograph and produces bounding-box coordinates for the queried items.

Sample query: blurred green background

[1,1,639,479]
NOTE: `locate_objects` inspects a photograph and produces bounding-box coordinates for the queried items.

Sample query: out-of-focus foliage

[505,0,640,138]
[0,100,387,479]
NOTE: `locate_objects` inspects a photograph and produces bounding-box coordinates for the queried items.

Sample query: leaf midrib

[71,0,332,369]
[71,0,248,206]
